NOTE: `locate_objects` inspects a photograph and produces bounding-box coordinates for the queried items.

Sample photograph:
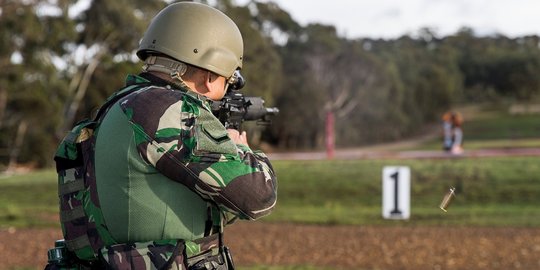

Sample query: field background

[1,105,540,270]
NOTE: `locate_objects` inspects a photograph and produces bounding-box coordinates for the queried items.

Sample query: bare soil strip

[2,223,540,270]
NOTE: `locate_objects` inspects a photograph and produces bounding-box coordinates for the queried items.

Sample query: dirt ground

[1,222,539,270]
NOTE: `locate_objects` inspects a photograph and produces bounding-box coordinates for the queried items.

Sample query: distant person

[442,111,464,154]
[442,111,453,151]
[451,112,464,154]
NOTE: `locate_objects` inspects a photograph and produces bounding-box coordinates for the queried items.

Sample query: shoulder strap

[93,83,148,123]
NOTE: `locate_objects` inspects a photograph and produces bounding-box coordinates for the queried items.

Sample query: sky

[235,0,540,39]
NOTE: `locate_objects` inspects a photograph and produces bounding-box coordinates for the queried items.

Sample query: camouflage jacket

[93,73,277,242]
[126,73,276,213]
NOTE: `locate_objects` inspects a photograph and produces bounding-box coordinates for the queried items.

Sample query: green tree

[59,0,164,135]
[270,23,399,148]
[371,31,463,133]
[217,0,285,146]
[0,0,75,169]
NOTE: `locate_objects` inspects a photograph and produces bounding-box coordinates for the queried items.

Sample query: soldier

[46,2,277,269]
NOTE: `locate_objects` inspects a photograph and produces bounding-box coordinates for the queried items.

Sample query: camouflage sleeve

[118,87,277,220]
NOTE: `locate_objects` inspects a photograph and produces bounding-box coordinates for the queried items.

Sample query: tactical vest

[54,84,145,260]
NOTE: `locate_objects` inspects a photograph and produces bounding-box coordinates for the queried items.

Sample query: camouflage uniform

[49,72,277,269]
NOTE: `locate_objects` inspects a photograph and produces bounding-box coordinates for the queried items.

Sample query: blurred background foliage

[2,0,540,169]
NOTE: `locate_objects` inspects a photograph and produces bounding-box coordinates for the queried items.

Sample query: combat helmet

[137,2,243,79]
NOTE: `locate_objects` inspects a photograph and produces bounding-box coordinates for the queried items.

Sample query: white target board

[382,166,410,219]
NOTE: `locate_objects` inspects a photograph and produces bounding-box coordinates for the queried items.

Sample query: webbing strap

[144,56,187,77]
[60,206,86,222]
[93,84,146,123]
[193,233,219,246]
[186,233,220,258]
[59,179,84,195]
[65,235,92,251]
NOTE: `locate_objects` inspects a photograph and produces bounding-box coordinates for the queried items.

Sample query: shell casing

[439,187,456,212]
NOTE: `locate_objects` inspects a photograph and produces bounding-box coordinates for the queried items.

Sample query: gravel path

[2,223,539,270]
[267,147,540,160]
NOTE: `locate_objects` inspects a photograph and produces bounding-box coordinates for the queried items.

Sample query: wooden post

[325,110,335,159]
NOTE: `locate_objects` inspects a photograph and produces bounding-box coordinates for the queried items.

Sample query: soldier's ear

[204,72,213,87]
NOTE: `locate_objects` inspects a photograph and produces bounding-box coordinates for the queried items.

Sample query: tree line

[2,0,540,169]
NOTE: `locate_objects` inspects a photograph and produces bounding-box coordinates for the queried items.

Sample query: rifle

[211,71,279,130]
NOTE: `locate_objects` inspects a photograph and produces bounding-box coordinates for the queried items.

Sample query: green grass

[465,111,540,140]
[0,170,58,228]
[403,106,540,150]
[1,157,540,229]
[463,110,540,148]
[262,158,540,227]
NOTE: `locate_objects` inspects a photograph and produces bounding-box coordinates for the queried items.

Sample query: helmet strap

[143,56,189,89]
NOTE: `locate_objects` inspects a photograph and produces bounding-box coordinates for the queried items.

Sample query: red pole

[326,111,335,159]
